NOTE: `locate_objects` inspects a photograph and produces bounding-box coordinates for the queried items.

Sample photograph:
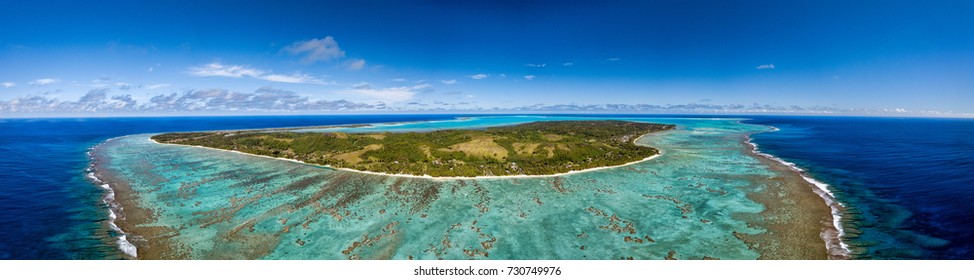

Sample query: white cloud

[756,64,776,70]
[524,75,536,80]
[340,83,430,103]
[391,78,407,82]
[261,73,327,84]
[0,87,375,113]
[466,94,475,98]
[525,63,546,67]
[283,36,346,64]
[146,84,171,90]
[187,62,328,85]
[563,62,574,66]
[29,78,59,86]
[441,79,457,85]
[607,58,621,61]
[2,82,14,88]
[188,63,263,78]
[346,59,366,70]
[467,74,488,80]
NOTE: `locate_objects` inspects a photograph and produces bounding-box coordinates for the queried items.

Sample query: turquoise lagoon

[91,116,841,259]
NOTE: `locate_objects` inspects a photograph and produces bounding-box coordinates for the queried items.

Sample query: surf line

[86,139,138,258]
[743,123,852,259]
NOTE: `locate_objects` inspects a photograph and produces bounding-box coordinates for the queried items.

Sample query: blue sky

[1,0,972,116]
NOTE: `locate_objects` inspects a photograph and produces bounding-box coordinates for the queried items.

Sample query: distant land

[151,120,675,177]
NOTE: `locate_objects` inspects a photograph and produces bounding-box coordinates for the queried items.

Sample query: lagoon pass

[90,116,846,259]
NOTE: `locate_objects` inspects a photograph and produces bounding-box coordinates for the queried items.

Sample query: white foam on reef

[745,131,852,259]
[86,141,138,258]
[86,172,101,183]
[116,235,138,258]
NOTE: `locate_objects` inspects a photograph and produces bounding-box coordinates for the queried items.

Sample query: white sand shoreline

[149,132,663,181]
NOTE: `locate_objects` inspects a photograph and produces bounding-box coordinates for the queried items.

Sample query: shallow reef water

[93,116,824,259]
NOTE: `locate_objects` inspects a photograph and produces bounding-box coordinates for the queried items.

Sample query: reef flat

[152,120,674,177]
[92,116,839,259]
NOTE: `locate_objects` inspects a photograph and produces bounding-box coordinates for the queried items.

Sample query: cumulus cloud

[441,79,457,85]
[78,88,108,104]
[562,62,574,66]
[145,88,372,112]
[187,62,328,84]
[2,82,14,88]
[107,94,138,110]
[525,63,546,67]
[29,78,59,86]
[756,64,776,70]
[0,87,374,114]
[467,74,488,80]
[1,96,60,112]
[0,88,138,113]
[283,36,346,64]
[340,83,430,103]
[346,58,366,70]
[524,75,536,81]
[607,58,621,62]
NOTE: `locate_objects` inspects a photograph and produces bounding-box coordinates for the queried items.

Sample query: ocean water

[746,116,974,259]
[0,115,971,259]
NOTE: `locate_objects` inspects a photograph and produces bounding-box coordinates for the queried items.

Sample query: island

[151,120,675,177]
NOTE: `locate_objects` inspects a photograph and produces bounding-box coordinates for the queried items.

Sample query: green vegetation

[151,120,675,177]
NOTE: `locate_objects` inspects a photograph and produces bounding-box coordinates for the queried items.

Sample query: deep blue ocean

[746,116,974,259]
[0,115,971,259]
